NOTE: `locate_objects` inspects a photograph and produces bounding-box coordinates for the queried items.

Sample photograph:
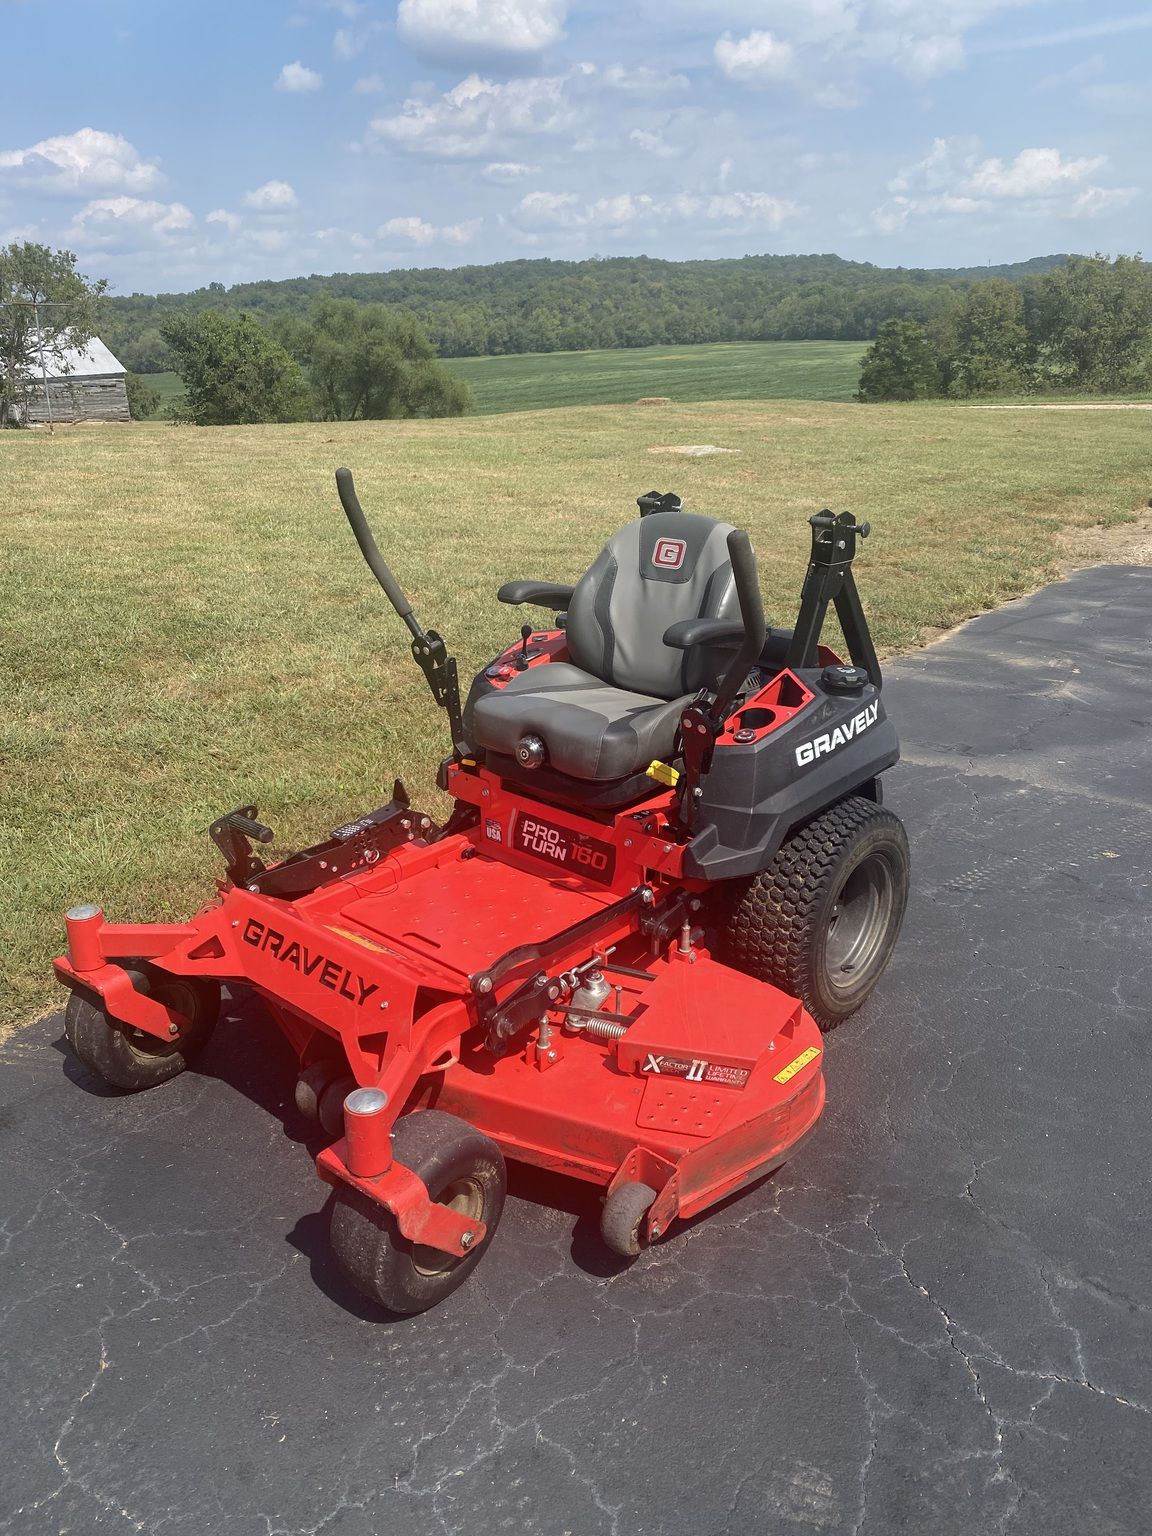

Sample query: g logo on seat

[653,537,687,570]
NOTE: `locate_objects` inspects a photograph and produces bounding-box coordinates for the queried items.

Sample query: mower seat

[470,510,742,783]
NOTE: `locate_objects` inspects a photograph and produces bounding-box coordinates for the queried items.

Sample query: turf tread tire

[724,796,909,1032]
[64,968,219,1092]
[329,1109,506,1316]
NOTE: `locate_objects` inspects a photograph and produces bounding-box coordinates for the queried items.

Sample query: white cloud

[379,214,438,244]
[890,33,964,79]
[812,81,862,108]
[1070,185,1139,217]
[366,71,584,159]
[397,0,567,62]
[333,15,384,60]
[354,74,387,93]
[69,196,193,247]
[206,208,241,232]
[0,128,163,194]
[874,136,1137,228]
[630,128,679,159]
[516,187,802,234]
[967,146,1106,198]
[378,213,483,245]
[276,61,324,93]
[482,160,537,181]
[247,229,291,251]
[602,63,690,92]
[244,180,299,210]
[715,30,797,83]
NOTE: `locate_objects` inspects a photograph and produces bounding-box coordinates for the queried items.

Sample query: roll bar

[712,529,767,725]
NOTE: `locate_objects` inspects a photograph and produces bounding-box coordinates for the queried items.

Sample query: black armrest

[497,581,576,608]
[663,617,746,651]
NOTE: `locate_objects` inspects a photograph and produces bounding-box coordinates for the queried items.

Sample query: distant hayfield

[443,340,868,414]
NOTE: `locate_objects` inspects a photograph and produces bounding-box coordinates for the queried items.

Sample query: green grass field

[3,398,1148,1029]
[443,340,867,414]
[141,370,187,415]
[143,340,866,419]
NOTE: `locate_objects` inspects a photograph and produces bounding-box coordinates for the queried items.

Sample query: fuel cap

[822,664,869,694]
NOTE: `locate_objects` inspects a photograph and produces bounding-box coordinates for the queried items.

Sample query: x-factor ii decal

[641,1054,752,1088]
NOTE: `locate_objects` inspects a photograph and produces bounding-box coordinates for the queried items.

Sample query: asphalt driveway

[3,563,1150,1535]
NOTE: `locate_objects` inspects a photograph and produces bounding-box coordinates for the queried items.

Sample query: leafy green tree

[856,320,942,402]
[949,280,1027,396]
[0,242,107,423]
[289,297,469,420]
[1029,254,1152,391]
[159,310,313,425]
[124,372,161,420]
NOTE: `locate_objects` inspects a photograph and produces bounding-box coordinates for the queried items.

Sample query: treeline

[158,301,469,425]
[858,255,1152,401]
[104,252,1070,373]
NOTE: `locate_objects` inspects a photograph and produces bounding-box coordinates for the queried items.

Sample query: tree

[856,320,942,402]
[124,373,161,420]
[947,280,1027,396]
[159,310,313,425]
[286,298,469,420]
[0,242,107,423]
[1029,254,1152,392]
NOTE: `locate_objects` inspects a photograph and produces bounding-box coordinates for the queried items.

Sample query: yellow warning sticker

[327,926,389,953]
[774,1046,822,1084]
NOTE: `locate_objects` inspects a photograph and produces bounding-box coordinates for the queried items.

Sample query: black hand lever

[514,623,533,670]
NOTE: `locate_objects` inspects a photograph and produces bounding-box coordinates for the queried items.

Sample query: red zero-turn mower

[56,474,909,1315]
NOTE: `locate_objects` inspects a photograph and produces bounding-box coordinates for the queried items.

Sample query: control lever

[514,623,534,670]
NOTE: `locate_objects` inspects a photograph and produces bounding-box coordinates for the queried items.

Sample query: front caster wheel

[329,1110,506,1316]
[64,967,219,1092]
[601,1181,658,1258]
[724,796,910,1031]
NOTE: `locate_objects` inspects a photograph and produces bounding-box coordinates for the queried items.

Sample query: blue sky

[0,0,1148,294]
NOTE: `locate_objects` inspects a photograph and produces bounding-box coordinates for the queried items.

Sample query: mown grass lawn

[3,398,1148,1028]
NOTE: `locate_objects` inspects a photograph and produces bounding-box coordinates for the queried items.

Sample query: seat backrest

[565,511,741,700]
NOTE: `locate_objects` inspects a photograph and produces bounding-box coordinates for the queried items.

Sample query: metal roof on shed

[30,335,126,379]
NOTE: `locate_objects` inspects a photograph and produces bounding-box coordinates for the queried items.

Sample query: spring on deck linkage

[567,1015,630,1041]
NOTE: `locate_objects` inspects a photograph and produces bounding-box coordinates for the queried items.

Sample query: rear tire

[329,1110,506,1316]
[724,797,909,1031]
[64,967,219,1092]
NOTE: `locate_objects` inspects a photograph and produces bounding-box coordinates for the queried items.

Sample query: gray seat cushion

[471,663,687,782]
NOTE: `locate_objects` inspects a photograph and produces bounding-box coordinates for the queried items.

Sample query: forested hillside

[104,251,1069,373]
